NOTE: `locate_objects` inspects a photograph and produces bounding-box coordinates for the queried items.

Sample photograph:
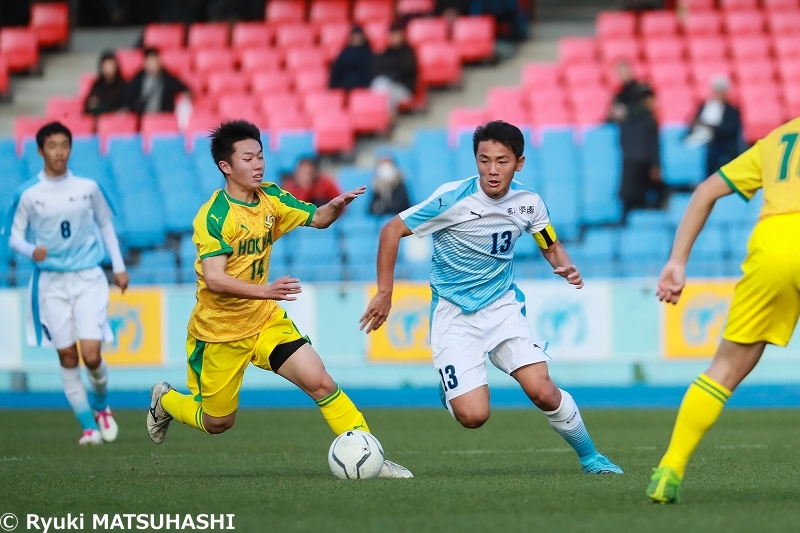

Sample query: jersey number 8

[60,220,71,239]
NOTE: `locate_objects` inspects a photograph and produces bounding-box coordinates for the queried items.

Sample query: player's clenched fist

[360,292,391,333]
[264,276,302,301]
[656,260,685,305]
[553,265,583,289]
[32,246,48,262]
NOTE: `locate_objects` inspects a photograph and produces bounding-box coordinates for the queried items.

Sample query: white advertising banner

[0,289,22,370]
[281,284,317,342]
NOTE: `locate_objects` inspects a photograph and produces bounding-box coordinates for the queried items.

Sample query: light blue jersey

[400,177,554,314]
[6,171,116,272]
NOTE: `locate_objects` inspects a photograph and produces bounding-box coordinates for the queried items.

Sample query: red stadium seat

[348,89,391,134]
[719,0,758,9]
[763,0,800,10]
[682,11,722,35]
[0,59,9,96]
[231,22,273,49]
[562,63,604,88]
[397,0,435,16]
[294,68,329,92]
[487,87,523,111]
[285,46,327,72]
[723,10,765,35]
[303,90,345,114]
[261,93,302,116]
[363,20,391,53]
[569,86,611,126]
[782,82,800,116]
[656,85,697,123]
[141,113,179,151]
[191,93,218,113]
[599,37,640,64]
[186,111,221,142]
[275,23,317,49]
[398,77,428,113]
[353,0,393,25]
[527,88,568,116]
[604,60,648,88]
[778,59,800,83]
[407,17,448,49]
[143,23,185,50]
[640,11,678,37]
[30,2,69,48]
[773,35,800,60]
[448,107,488,138]
[46,96,83,119]
[487,101,529,124]
[417,42,462,87]
[730,35,770,62]
[522,63,561,91]
[250,69,293,93]
[309,1,349,23]
[267,109,312,134]
[643,36,685,62]
[682,0,716,10]
[207,71,250,96]
[193,49,235,74]
[159,48,193,79]
[596,11,636,39]
[77,73,96,103]
[187,23,229,50]
[691,60,733,89]
[62,115,94,136]
[13,116,51,149]
[648,61,691,89]
[530,102,572,127]
[266,0,306,24]
[741,101,784,142]
[217,94,256,119]
[0,28,39,73]
[735,60,777,84]
[452,16,495,62]
[97,113,138,152]
[313,110,355,153]
[238,47,282,73]
[767,11,800,35]
[318,21,351,61]
[115,48,144,80]
[557,37,597,64]
[687,36,727,62]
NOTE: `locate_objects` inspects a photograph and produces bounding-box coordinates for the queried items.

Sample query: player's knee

[204,417,234,434]
[308,374,337,400]
[58,352,79,368]
[528,386,561,411]
[454,407,490,429]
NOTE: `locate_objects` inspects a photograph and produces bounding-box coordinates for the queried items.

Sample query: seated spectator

[368,158,412,216]
[371,22,417,113]
[687,75,744,178]
[84,51,126,115]
[471,0,528,43]
[435,0,471,19]
[281,157,342,207]
[330,26,374,91]
[124,47,190,114]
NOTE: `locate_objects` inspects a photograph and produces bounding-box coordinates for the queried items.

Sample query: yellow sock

[316,385,370,435]
[161,390,209,433]
[659,374,731,478]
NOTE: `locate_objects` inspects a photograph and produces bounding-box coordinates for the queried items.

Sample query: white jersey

[6,171,115,272]
[400,177,557,314]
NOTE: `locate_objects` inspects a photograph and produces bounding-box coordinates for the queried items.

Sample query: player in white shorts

[4,122,129,445]
[361,121,622,474]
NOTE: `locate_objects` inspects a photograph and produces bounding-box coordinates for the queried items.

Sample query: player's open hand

[360,291,392,333]
[113,271,129,294]
[329,187,367,210]
[656,260,686,305]
[32,246,47,262]
[553,265,584,289]
[265,276,302,301]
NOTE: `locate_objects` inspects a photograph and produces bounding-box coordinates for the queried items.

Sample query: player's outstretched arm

[310,187,367,229]
[657,174,733,304]
[202,254,302,301]
[540,241,584,289]
[360,216,413,333]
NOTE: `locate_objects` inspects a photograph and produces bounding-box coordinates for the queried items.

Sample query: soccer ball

[327,430,385,479]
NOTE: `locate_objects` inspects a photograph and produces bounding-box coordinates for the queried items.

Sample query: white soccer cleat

[78,428,103,445]
[94,407,119,443]
[147,381,174,444]
[378,460,414,479]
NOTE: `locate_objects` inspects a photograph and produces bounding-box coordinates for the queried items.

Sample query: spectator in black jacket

[368,157,412,216]
[689,75,744,178]
[124,48,190,114]
[371,22,417,113]
[329,26,373,91]
[84,51,126,115]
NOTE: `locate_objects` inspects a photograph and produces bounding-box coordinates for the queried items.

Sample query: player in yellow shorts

[647,117,800,503]
[145,120,412,478]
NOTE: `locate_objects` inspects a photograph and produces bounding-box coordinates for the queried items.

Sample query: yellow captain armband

[533,224,557,249]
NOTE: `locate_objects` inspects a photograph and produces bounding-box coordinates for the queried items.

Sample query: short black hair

[209,119,262,176]
[143,47,159,58]
[472,120,524,159]
[36,122,72,150]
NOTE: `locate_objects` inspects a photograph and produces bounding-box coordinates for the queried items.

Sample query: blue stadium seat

[455,131,477,181]
[179,237,197,264]
[580,125,622,224]
[626,209,670,229]
[276,131,314,174]
[667,193,692,225]
[619,227,671,260]
[661,126,706,186]
[412,129,454,196]
[692,225,725,260]
[707,193,749,227]
[136,249,178,285]
[21,139,41,178]
[337,167,373,193]
[119,190,166,248]
[190,136,226,198]
[537,128,580,240]
[516,127,538,190]
[150,135,206,233]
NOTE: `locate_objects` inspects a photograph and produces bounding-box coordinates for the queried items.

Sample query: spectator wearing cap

[329,26,374,91]
[371,22,418,113]
[85,51,126,115]
[282,157,342,208]
[689,76,744,178]
[124,47,191,114]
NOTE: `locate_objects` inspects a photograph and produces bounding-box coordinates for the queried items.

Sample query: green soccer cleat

[647,466,682,504]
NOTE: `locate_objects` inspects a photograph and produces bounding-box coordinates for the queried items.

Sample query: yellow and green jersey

[187,184,316,343]
[718,117,800,219]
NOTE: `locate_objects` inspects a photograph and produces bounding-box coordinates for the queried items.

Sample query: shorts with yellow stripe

[185,310,309,417]
[723,213,800,347]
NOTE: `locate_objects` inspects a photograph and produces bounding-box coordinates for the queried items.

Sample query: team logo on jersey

[437,198,446,209]
[265,215,275,229]
[470,210,483,218]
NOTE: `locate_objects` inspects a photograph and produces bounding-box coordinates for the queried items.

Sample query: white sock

[543,389,597,462]
[61,366,98,431]
[87,359,108,410]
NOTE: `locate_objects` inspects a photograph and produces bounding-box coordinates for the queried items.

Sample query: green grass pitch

[2,408,800,533]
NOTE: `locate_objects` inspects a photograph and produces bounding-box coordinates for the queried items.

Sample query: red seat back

[266,1,306,24]
[452,16,495,62]
[682,11,722,36]
[232,22,273,49]
[30,2,69,47]
[599,37,640,64]
[407,17,448,48]
[187,23,229,50]
[285,46,327,72]
[115,48,144,80]
[723,10,765,34]
[143,23,185,50]
[643,36,685,62]
[275,23,317,49]
[596,11,636,39]
[640,11,678,37]
[557,37,597,64]
[309,1,349,23]
[193,49,234,74]
[353,0,393,25]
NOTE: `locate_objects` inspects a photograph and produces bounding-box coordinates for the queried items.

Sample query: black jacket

[368,181,412,216]
[124,69,189,114]
[329,44,374,90]
[691,101,743,177]
[85,78,126,115]
[372,45,417,92]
